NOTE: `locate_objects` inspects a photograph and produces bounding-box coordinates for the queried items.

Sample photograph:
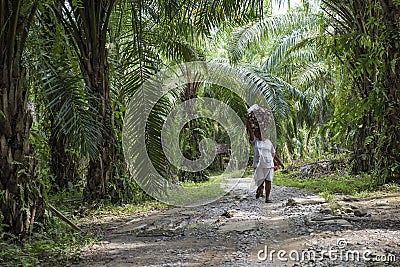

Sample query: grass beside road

[273,170,400,197]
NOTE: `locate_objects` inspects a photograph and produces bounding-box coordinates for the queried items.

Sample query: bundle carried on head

[247,104,274,136]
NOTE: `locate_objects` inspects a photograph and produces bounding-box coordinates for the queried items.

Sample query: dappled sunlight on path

[73,178,400,266]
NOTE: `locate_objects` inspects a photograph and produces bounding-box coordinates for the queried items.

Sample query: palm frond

[40,57,100,159]
[263,29,317,71]
[293,61,329,89]
[154,30,202,62]
[123,74,176,195]
[229,12,318,63]
[118,31,161,98]
[207,61,303,120]
[228,21,266,64]
[265,49,319,83]
[190,0,265,37]
[321,0,353,32]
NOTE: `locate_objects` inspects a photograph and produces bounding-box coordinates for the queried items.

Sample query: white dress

[253,139,275,187]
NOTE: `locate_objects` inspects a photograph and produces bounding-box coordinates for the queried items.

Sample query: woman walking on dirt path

[247,104,283,203]
[251,128,275,203]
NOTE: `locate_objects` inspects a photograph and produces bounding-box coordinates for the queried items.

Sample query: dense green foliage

[321,0,400,183]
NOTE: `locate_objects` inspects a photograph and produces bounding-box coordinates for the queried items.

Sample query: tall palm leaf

[229,12,318,63]
[40,59,100,158]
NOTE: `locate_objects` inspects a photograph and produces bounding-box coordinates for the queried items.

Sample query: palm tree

[32,4,99,192]
[321,0,400,181]
[118,0,267,184]
[251,0,400,181]
[227,5,331,159]
[120,0,270,193]
[53,0,118,200]
[0,0,42,236]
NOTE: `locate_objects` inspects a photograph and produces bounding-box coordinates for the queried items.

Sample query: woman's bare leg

[265,181,271,202]
[256,182,264,198]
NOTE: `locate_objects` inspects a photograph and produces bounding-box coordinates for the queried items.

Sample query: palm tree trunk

[379,0,400,182]
[0,0,41,236]
[49,129,80,191]
[84,68,115,200]
[0,65,39,235]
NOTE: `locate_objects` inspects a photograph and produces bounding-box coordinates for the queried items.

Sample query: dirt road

[73,178,400,266]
